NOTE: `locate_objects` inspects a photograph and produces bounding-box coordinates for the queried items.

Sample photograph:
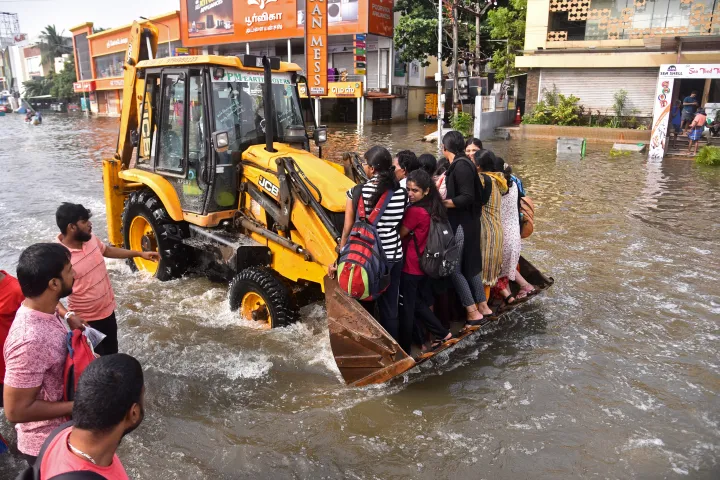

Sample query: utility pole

[436,0,443,146]
[452,4,459,115]
[475,2,481,76]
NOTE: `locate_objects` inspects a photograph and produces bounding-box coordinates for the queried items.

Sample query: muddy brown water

[0,115,718,479]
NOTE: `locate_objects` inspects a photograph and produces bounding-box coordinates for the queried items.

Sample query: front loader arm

[103,21,158,247]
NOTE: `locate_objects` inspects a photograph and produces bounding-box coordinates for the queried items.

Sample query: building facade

[69,1,433,122]
[70,12,182,115]
[517,0,720,117]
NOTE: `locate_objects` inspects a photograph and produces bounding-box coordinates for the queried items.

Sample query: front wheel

[122,190,187,281]
[228,267,298,329]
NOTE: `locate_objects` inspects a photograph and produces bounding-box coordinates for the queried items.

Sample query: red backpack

[337,190,394,301]
[63,330,98,401]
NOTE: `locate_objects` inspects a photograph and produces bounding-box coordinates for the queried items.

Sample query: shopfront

[650,63,720,159]
[179,0,397,123]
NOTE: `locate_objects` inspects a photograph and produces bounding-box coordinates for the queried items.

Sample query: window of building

[74,33,92,81]
[547,0,720,42]
[94,52,125,78]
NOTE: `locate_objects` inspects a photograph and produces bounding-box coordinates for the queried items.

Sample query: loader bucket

[324,277,416,386]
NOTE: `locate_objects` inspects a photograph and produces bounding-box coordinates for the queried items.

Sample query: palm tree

[39,25,72,72]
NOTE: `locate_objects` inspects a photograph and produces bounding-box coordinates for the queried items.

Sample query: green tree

[39,25,72,71]
[23,75,54,98]
[51,57,78,100]
[486,0,526,81]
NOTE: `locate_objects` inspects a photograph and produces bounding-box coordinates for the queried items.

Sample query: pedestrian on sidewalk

[37,353,144,479]
[55,203,160,355]
[3,243,76,465]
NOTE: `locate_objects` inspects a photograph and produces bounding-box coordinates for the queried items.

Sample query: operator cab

[133,55,322,217]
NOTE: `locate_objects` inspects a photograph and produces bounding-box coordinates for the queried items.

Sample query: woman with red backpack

[330,146,408,345]
[398,169,453,354]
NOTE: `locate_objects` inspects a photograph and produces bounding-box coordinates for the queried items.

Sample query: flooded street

[1,114,718,479]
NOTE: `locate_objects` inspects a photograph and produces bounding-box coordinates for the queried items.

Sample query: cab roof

[136,54,302,73]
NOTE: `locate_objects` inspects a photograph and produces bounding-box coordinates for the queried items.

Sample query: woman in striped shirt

[335,146,409,344]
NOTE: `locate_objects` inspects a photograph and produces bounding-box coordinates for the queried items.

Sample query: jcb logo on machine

[259,176,279,197]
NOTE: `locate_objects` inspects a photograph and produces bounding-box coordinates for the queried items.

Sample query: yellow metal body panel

[290,202,338,269]
[324,159,345,175]
[118,169,184,221]
[243,143,354,212]
[182,210,236,227]
[103,159,126,247]
[136,55,302,73]
[248,231,328,289]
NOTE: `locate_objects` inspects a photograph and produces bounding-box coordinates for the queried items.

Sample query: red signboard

[73,81,96,93]
[306,0,328,96]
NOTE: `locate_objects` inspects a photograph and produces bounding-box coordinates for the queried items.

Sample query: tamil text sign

[306,0,328,96]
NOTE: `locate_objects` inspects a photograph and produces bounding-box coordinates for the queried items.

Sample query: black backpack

[410,207,460,279]
[14,421,107,480]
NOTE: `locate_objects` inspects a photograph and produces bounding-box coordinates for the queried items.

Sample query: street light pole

[437,0,443,147]
[139,16,172,56]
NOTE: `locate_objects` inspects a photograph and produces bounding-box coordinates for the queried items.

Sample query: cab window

[157,73,186,173]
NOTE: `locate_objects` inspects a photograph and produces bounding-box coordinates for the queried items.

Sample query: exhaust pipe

[262,56,276,153]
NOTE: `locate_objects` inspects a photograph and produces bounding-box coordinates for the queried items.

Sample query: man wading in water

[55,203,159,355]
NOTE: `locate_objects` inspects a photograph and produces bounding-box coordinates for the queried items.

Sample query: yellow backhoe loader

[103,21,553,387]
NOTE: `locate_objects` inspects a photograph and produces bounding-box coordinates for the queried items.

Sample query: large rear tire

[228,266,298,329]
[122,189,187,281]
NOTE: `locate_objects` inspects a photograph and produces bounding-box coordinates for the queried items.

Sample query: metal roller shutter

[539,68,659,117]
[366,51,380,89]
[331,52,354,74]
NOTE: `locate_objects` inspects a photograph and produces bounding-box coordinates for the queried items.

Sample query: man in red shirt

[55,203,159,355]
[0,270,24,407]
[39,353,144,479]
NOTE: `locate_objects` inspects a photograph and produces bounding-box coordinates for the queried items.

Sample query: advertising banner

[187,0,235,38]
[306,0,328,96]
[180,0,370,46]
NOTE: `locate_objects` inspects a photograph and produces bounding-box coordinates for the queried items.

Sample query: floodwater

[1,114,719,479]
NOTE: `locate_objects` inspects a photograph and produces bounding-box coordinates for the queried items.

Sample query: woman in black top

[441,131,491,326]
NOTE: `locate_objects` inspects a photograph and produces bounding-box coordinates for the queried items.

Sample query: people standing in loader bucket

[331,146,408,346]
[55,203,160,355]
[441,131,492,328]
[399,169,453,353]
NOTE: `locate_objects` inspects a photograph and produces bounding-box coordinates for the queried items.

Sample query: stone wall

[516,124,651,143]
[525,69,541,114]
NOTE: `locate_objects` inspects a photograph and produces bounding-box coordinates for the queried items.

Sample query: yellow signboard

[299,81,363,98]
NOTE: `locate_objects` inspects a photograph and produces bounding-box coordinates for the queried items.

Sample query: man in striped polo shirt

[55,203,159,355]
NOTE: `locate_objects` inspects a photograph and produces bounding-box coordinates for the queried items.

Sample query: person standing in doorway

[55,203,160,355]
[681,91,700,130]
[3,243,77,465]
[687,107,707,156]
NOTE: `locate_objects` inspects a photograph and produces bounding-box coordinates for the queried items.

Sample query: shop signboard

[174,47,190,56]
[299,81,363,98]
[368,0,393,37]
[180,0,390,47]
[73,80,96,93]
[306,0,328,96]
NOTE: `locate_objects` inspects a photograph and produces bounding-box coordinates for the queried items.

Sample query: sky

[1,0,180,38]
